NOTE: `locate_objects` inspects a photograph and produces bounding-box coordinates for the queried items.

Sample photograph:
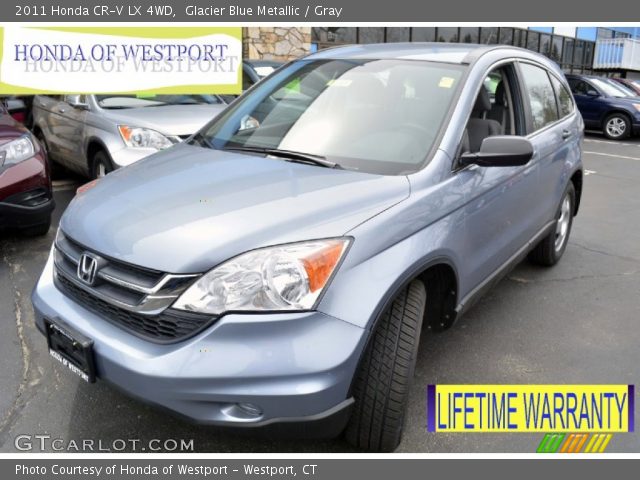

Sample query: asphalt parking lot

[1,134,639,453]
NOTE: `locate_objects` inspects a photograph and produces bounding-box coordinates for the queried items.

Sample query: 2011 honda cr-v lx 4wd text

[32,44,584,452]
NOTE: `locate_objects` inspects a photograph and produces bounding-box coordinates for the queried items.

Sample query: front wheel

[528,182,575,266]
[345,280,427,452]
[91,150,114,179]
[603,113,631,140]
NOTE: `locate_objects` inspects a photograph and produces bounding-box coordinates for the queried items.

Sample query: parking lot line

[584,138,639,148]
[584,151,640,162]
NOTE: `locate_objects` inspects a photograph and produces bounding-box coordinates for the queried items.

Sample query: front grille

[53,231,216,343]
[55,274,215,343]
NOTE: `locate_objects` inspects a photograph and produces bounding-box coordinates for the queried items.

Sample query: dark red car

[611,77,640,96]
[0,102,53,236]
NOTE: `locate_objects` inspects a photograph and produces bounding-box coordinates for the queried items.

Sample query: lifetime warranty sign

[0,26,242,94]
[427,385,634,433]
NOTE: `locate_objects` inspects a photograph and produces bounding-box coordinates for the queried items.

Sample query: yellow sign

[427,385,633,433]
[0,26,243,94]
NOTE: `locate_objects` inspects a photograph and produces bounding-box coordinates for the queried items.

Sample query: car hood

[61,144,410,273]
[103,104,226,137]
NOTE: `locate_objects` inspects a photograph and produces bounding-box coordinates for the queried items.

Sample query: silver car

[32,94,227,178]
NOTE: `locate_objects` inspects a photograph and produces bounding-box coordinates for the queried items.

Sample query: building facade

[243,27,640,79]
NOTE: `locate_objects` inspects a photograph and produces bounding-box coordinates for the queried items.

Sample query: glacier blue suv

[32,44,584,452]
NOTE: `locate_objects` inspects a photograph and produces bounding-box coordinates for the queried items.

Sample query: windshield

[590,78,635,98]
[194,59,465,175]
[96,94,223,109]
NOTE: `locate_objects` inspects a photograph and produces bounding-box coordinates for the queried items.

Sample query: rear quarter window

[520,63,559,132]
[551,76,574,118]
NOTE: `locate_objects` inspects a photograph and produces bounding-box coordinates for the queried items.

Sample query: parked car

[1,96,28,124]
[32,44,583,452]
[566,74,640,140]
[611,77,640,96]
[0,102,53,236]
[32,94,228,178]
[220,59,284,103]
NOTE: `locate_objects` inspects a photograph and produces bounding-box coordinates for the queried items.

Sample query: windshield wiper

[223,146,340,169]
[191,132,214,150]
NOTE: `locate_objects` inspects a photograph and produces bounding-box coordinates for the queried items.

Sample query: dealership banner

[0,26,242,94]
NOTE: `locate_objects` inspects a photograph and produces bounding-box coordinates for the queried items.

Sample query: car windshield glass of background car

[591,78,636,97]
[197,59,465,175]
[96,94,224,109]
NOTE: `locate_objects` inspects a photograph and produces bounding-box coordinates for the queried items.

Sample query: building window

[460,27,479,43]
[358,28,384,44]
[312,27,356,45]
[436,27,459,43]
[411,27,436,42]
[526,31,540,52]
[550,36,563,62]
[479,27,499,44]
[386,28,410,42]
[498,28,514,45]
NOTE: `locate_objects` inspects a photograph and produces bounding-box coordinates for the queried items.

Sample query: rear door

[518,62,576,230]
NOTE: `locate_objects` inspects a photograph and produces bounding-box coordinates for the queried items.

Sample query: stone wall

[243,27,312,61]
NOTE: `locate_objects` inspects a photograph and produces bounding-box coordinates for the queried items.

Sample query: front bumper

[0,197,54,229]
[32,251,366,431]
[0,154,54,229]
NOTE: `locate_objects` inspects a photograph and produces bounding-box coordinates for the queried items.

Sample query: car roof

[305,42,523,64]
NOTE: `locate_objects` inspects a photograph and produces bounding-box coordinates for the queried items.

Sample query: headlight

[0,135,36,167]
[173,238,351,315]
[118,125,173,150]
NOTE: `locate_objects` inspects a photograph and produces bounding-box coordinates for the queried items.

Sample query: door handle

[57,107,67,114]
[562,129,572,140]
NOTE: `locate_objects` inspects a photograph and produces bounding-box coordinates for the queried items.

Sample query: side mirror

[586,89,600,97]
[459,136,534,168]
[66,95,89,110]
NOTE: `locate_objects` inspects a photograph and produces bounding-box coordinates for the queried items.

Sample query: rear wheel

[528,182,575,266]
[603,113,631,140]
[90,150,113,179]
[345,280,427,452]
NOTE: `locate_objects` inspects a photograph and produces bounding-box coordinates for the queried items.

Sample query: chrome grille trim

[53,230,199,315]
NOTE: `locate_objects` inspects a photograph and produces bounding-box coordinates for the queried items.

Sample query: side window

[461,64,525,154]
[570,80,592,96]
[520,63,559,132]
[551,76,574,118]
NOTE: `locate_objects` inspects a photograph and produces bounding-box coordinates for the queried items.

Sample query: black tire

[90,150,114,179]
[528,182,575,266]
[603,113,631,140]
[345,280,427,452]
[20,217,51,237]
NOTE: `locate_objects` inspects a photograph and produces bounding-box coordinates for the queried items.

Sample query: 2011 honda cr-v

[32,43,584,452]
